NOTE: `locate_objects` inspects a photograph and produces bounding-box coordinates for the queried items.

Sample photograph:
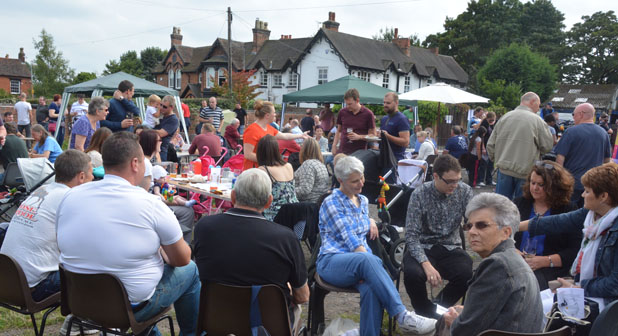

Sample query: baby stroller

[190,146,232,217]
[222,145,244,172]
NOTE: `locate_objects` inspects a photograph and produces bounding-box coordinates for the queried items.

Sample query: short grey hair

[231,118,240,125]
[465,193,520,238]
[234,168,272,210]
[334,156,364,181]
[521,92,539,104]
[162,95,176,111]
[88,97,109,116]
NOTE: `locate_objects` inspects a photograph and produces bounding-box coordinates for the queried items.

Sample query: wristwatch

[548,256,554,268]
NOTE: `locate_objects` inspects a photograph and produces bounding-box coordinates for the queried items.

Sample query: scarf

[570,207,618,280]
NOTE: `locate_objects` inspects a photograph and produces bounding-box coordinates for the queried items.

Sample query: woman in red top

[243,100,307,170]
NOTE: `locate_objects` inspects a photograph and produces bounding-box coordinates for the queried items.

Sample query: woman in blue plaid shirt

[316,156,436,335]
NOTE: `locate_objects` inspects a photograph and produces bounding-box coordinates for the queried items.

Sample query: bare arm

[291,283,310,304]
[555,154,565,166]
[331,126,342,155]
[604,157,611,163]
[161,239,191,267]
[30,150,51,159]
[139,176,151,191]
[244,142,257,163]
[275,131,307,141]
[156,129,169,138]
[29,108,35,125]
[74,134,87,152]
[382,130,410,147]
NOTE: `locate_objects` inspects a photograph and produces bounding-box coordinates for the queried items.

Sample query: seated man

[442,126,468,159]
[193,168,309,330]
[0,123,29,170]
[189,123,221,158]
[224,118,241,149]
[404,154,473,319]
[444,193,543,334]
[56,132,200,336]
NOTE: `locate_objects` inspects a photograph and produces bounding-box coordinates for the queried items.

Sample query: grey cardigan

[451,239,544,335]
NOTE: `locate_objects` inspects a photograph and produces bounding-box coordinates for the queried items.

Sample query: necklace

[534,202,549,216]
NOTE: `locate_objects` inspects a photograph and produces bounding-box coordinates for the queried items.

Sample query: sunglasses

[535,161,554,171]
[161,104,169,109]
[463,221,496,231]
[439,175,461,185]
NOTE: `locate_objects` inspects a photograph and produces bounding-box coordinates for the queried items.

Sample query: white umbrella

[399,82,489,104]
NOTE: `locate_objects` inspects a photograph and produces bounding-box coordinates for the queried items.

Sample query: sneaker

[59,315,100,336]
[491,181,497,186]
[478,182,486,187]
[398,311,437,334]
[474,185,481,189]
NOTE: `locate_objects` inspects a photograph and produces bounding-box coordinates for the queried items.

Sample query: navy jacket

[101,98,140,132]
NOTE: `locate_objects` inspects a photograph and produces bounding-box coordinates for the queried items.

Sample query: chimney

[170,26,183,47]
[428,47,439,55]
[280,35,292,40]
[322,12,340,32]
[392,28,411,57]
[252,19,270,53]
[18,48,25,62]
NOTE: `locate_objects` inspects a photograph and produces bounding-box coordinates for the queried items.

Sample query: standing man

[233,102,247,134]
[403,154,473,319]
[70,93,89,122]
[380,92,409,160]
[554,103,611,206]
[35,96,50,130]
[319,103,334,134]
[487,92,553,199]
[181,101,191,133]
[14,92,34,141]
[101,80,140,133]
[598,112,613,135]
[199,97,223,135]
[300,109,316,137]
[155,96,179,162]
[332,89,376,155]
[56,132,200,335]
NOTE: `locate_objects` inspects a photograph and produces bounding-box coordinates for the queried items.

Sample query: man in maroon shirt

[189,123,222,159]
[332,89,376,155]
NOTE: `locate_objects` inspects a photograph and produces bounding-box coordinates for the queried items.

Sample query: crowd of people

[1,84,618,336]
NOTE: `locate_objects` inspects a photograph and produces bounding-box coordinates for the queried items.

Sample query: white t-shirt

[144,158,154,187]
[144,106,158,128]
[57,175,182,304]
[1,183,70,287]
[417,140,435,161]
[70,101,89,118]
[14,101,32,125]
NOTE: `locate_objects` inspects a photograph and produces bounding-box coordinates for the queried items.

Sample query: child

[151,165,196,207]
[144,94,161,128]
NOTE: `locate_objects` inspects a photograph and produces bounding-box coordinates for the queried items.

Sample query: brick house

[0,48,32,96]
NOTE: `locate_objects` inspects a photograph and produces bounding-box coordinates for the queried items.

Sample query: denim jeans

[133,261,201,336]
[239,125,245,135]
[495,169,524,200]
[31,271,60,302]
[56,126,65,147]
[317,253,406,336]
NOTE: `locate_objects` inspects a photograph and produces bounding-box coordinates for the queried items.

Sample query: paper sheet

[556,287,585,319]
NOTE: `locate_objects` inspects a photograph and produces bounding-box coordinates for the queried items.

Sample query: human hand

[347,131,363,141]
[443,307,461,327]
[121,119,134,128]
[422,262,442,287]
[113,90,123,100]
[557,277,579,288]
[368,219,378,240]
[525,255,547,272]
[0,136,5,146]
[301,131,310,140]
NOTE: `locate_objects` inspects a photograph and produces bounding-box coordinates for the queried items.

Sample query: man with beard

[380,92,409,160]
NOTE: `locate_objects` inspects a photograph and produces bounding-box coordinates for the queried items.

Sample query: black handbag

[545,296,600,336]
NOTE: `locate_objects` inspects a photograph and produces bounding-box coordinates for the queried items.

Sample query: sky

[1,0,615,75]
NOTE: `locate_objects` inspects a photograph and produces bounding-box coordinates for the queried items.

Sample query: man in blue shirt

[101,80,140,133]
[155,96,179,161]
[467,107,483,138]
[443,125,468,159]
[380,92,410,160]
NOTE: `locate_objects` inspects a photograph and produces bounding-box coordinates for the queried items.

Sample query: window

[288,73,298,87]
[404,76,411,92]
[10,79,20,94]
[198,72,202,84]
[318,67,328,84]
[574,97,588,103]
[552,97,564,102]
[568,89,581,94]
[273,73,283,87]
[172,54,177,63]
[356,71,370,82]
[382,73,390,88]
[218,68,226,86]
[260,72,269,87]
[175,69,182,89]
[206,68,214,88]
[168,69,174,88]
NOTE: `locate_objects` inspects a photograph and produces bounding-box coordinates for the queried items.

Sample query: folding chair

[477,326,571,336]
[589,299,618,336]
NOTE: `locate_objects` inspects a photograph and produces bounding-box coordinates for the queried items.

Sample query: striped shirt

[199,106,223,130]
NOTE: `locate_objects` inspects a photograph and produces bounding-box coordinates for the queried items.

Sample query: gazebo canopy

[63,71,178,97]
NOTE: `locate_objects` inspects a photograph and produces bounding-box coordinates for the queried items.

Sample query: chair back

[0,253,33,309]
[196,282,292,336]
[476,326,571,336]
[2,162,24,188]
[589,300,618,336]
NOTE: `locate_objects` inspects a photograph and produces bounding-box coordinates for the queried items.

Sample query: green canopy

[282,75,416,106]
[63,71,178,97]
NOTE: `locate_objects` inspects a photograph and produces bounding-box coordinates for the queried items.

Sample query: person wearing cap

[540,102,554,120]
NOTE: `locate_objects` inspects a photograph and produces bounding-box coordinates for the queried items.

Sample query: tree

[103,50,144,77]
[72,72,97,85]
[562,11,618,84]
[372,27,421,46]
[478,79,522,109]
[32,29,75,96]
[140,47,167,81]
[477,43,556,104]
[211,70,261,107]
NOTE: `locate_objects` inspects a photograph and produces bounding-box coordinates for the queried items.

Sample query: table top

[168,179,232,202]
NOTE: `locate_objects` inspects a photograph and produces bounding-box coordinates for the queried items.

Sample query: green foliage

[72,71,97,85]
[181,98,235,112]
[477,43,556,102]
[478,78,522,109]
[562,11,618,84]
[0,88,11,99]
[104,50,144,77]
[140,47,167,81]
[211,69,261,107]
[32,29,75,96]
[372,27,421,46]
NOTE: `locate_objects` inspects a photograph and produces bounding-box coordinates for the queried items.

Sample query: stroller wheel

[390,238,406,268]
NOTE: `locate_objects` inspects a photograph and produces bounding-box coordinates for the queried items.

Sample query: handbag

[48,122,57,133]
[544,297,600,336]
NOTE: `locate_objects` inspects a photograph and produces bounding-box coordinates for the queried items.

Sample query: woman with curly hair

[513,160,580,290]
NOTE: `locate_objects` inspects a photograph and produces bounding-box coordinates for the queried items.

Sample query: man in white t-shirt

[56,132,200,335]
[1,150,94,301]
[14,92,34,140]
[69,93,89,123]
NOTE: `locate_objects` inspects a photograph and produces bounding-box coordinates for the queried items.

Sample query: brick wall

[0,77,32,96]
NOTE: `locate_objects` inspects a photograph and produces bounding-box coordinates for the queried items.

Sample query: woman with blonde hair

[295,138,330,203]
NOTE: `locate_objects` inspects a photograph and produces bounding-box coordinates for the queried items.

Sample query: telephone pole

[227,7,233,94]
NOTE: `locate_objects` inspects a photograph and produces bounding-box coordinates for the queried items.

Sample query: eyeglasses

[535,161,554,171]
[161,104,169,109]
[439,175,461,185]
[463,221,496,231]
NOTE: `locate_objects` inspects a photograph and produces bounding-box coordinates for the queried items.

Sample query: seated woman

[189,123,221,159]
[294,138,330,203]
[257,134,298,221]
[317,156,436,336]
[85,127,112,167]
[444,193,543,335]
[30,124,63,163]
[416,131,436,161]
[513,160,580,290]
[520,162,618,305]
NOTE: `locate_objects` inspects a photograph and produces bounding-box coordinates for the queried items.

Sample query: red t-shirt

[336,106,376,154]
[181,103,191,118]
[242,123,279,170]
[277,139,300,156]
[189,133,221,157]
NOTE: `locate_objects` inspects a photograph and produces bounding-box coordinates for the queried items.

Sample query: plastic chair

[0,253,60,336]
[476,326,571,336]
[1,162,24,188]
[59,265,174,336]
[196,282,296,336]
[589,299,618,336]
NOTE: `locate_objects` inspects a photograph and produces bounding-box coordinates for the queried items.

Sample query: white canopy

[399,82,489,104]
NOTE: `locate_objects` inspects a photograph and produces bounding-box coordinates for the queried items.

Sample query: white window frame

[404,76,411,92]
[10,79,20,94]
[260,72,269,87]
[198,72,202,84]
[356,71,370,82]
[175,69,182,89]
[273,73,283,87]
[206,68,214,88]
[168,69,174,88]
[318,67,328,85]
[218,68,226,86]
[288,73,298,87]
[382,73,390,88]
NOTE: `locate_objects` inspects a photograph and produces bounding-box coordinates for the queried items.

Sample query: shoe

[478,182,486,187]
[398,311,437,334]
[491,181,497,186]
[59,315,99,336]
[474,185,481,189]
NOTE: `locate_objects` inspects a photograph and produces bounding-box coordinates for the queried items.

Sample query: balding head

[520,92,540,113]
[573,103,595,125]
[208,97,217,108]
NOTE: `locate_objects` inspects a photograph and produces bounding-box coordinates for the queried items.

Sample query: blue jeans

[239,125,245,135]
[495,169,524,200]
[183,117,191,133]
[56,126,65,147]
[133,261,201,336]
[31,271,60,302]
[317,253,406,336]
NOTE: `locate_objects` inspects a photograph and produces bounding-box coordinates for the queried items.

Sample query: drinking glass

[524,239,537,259]
[346,127,354,143]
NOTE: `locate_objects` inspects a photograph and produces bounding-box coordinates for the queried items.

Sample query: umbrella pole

[435,102,441,140]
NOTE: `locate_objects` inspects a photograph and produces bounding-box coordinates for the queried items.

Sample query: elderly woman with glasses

[443,193,543,335]
[317,156,437,336]
[70,97,109,152]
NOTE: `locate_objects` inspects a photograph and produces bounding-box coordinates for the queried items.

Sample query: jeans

[480,159,494,184]
[133,261,201,336]
[495,169,524,200]
[31,271,60,302]
[183,117,191,133]
[402,245,472,319]
[56,126,65,147]
[317,253,406,336]
[239,125,245,135]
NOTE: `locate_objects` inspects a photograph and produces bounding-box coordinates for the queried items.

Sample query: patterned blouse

[262,166,298,221]
[294,159,330,203]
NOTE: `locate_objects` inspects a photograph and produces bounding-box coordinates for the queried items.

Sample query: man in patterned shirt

[198,97,224,134]
[403,154,474,319]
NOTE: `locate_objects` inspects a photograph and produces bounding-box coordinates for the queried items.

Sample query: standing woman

[243,100,307,170]
[30,124,63,163]
[467,126,487,188]
[48,94,68,147]
[85,127,112,168]
[294,138,330,203]
[70,97,109,151]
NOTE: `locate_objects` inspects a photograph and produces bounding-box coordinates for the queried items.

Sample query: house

[0,48,32,96]
[152,12,468,104]
[549,84,618,114]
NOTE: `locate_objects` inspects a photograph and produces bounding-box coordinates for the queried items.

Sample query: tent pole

[175,96,189,144]
[56,93,71,139]
[280,103,286,129]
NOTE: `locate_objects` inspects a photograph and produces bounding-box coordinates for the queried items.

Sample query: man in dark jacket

[101,80,140,132]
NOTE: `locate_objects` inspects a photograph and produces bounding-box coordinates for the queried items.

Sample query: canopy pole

[56,93,71,139]
[280,103,286,128]
[175,96,189,144]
